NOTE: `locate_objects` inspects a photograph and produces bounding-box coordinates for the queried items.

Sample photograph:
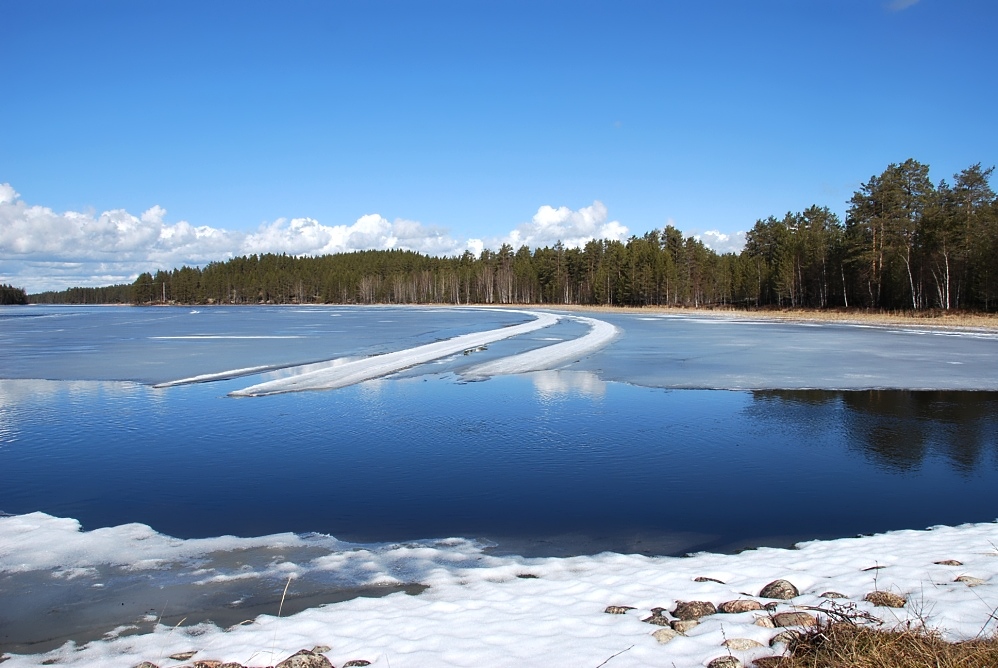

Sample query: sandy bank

[519,304,998,332]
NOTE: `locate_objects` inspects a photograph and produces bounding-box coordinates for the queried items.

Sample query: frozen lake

[1,305,997,653]
[5,305,998,390]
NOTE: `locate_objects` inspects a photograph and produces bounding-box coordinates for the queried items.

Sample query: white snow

[2,513,996,667]
[0,513,308,575]
[157,311,620,393]
[229,309,559,396]
[463,315,619,378]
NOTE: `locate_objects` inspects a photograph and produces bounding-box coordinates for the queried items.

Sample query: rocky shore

[71,525,994,668]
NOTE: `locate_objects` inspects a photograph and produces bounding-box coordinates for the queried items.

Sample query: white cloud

[694,229,747,254]
[0,183,18,205]
[0,186,242,291]
[141,205,167,225]
[241,214,471,258]
[500,200,629,250]
[466,238,485,258]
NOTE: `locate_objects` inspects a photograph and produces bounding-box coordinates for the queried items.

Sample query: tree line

[745,160,998,311]
[1,284,28,305]
[28,159,998,312]
[29,284,133,304]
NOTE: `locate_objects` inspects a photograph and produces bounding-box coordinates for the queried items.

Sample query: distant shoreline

[24,300,998,332]
[525,304,998,332]
[452,302,998,333]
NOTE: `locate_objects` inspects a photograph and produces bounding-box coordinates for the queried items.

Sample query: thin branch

[594,644,634,668]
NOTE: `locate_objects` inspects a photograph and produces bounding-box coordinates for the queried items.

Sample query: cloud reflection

[0,379,140,405]
[531,370,606,400]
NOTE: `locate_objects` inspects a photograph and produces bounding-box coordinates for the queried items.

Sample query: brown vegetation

[755,621,998,668]
[543,303,998,331]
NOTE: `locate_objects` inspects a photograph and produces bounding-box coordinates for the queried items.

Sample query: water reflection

[0,378,142,405]
[752,390,998,474]
[531,370,607,399]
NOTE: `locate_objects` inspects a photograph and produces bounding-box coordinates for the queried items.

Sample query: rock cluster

[601,574,934,667]
[611,578,816,665]
[134,648,372,668]
[130,558,987,668]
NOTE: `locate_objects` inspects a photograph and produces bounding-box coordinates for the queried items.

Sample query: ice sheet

[567,312,998,391]
[0,305,536,385]
[6,306,998,391]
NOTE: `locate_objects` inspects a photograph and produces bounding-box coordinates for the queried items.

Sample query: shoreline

[527,303,998,332]
[32,300,998,332]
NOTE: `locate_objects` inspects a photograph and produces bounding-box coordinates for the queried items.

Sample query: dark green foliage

[1,284,29,305]
[119,243,743,307]
[29,284,133,304]
[839,160,998,310]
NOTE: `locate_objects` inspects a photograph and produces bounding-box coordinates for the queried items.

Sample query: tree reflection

[752,390,998,474]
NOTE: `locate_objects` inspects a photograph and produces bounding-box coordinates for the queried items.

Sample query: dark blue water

[2,373,996,556]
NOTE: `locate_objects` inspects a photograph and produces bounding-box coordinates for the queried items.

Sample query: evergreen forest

[1,284,28,305]
[28,160,998,312]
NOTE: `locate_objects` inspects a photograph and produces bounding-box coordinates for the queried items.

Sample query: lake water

[2,305,998,650]
[2,304,998,554]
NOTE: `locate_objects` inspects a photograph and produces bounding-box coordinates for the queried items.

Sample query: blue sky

[2,0,996,292]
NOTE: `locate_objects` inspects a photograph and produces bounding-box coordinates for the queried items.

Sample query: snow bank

[160,311,620,393]
[2,513,996,668]
[463,315,619,378]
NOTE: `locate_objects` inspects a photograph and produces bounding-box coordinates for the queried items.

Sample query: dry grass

[523,304,998,331]
[756,621,998,668]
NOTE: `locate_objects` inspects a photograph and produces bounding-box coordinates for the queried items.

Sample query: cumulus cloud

[241,214,469,258]
[0,186,236,291]
[0,183,18,205]
[500,200,628,250]
[694,229,747,254]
